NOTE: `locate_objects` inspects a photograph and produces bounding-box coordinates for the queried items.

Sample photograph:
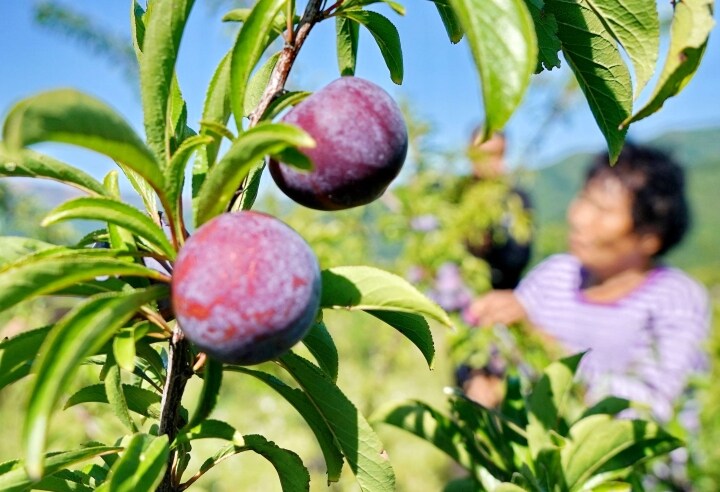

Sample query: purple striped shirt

[515,254,710,422]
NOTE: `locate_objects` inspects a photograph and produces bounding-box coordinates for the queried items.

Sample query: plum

[269,76,408,210]
[171,211,321,365]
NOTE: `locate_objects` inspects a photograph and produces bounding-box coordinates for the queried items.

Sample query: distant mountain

[528,127,720,282]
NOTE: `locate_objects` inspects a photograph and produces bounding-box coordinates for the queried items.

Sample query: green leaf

[113,327,136,373]
[545,0,631,162]
[526,352,583,460]
[138,0,195,162]
[321,266,452,327]
[245,51,281,117]
[175,419,245,446]
[301,321,339,382]
[0,144,107,196]
[584,0,659,96]
[430,0,465,43]
[185,357,223,431]
[105,362,138,432]
[264,91,312,121]
[23,286,168,479]
[193,50,233,210]
[0,236,56,268]
[624,0,714,126]
[33,471,94,492]
[0,249,168,312]
[373,400,474,470]
[280,352,395,491]
[166,134,213,210]
[523,0,561,73]
[0,325,51,390]
[195,122,314,226]
[196,436,309,492]
[562,415,681,489]
[237,162,265,211]
[64,384,161,419]
[336,16,360,76]
[100,434,169,492]
[0,446,122,492]
[2,89,165,194]
[580,397,632,420]
[341,9,403,84]
[227,366,344,482]
[42,197,175,260]
[368,310,435,368]
[229,0,286,131]
[448,0,537,137]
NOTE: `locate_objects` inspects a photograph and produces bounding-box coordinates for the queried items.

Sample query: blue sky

[0,0,718,181]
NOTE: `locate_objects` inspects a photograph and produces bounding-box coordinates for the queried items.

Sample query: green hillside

[528,127,720,281]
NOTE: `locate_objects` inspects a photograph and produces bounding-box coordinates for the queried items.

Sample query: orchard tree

[0,0,714,491]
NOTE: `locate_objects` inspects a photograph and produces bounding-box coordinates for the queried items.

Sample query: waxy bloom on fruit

[172,212,321,365]
[269,76,408,210]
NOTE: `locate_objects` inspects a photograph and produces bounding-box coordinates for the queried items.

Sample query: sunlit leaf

[321,266,452,327]
[624,0,714,126]
[2,89,165,194]
[0,143,107,196]
[545,0,631,162]
[23,286,168,479]
[341,9,403,84]
[301,321,339,382]
[138,0,195,162]
[368,310,435,368]
[42,197,175,259]
[448,0,537,137]
[175,419,244,446]
[245,51,281,117]
[99,434,169,492]
[280,353,395,491]
[336,16,360,76]
[195,122,314,226]
[523,0,561,73]
[0,325,51,391]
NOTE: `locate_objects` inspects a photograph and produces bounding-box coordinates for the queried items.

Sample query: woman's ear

[640,233,662,257]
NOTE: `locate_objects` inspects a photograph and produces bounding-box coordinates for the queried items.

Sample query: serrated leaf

[562,414,681,489]
[105,362,138,432]
[113,327,136,373]
[0,249,168,312]
[526,352,583,460]
[138,0,195,162]
[0,144,107,196]
[430,0,465,43]
[372,400,474,469]
[100,434,169,492]
[175,419,244,446]
[280,353,395,491]
[2,89,164,194]
[227,366,344,482]
[301,321,339,382]
[195,122,314,225]
[321,266,452,328]
[245,52,281,117]
[368,310,435,368]
[624,0,714,126]
[229,0,286,131]
[64,384,161,419]
[336,16,360,76]
[0,325,51,390]
[185,357,223,431]
[584,0,659,96]
[42,197,175,259]
[0,446,121,492]
[341,10,403,84]
[196,436,309,492]
[23,287,168,479]
[448,0,537,137]
[523,0,561,72]
[545,0,631,162]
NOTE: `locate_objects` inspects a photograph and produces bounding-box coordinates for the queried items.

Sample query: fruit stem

[157,327,193,492]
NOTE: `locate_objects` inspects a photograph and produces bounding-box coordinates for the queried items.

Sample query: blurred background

[1,1,719,490]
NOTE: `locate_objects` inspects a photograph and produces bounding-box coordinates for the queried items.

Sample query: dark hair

[586,143,690,257]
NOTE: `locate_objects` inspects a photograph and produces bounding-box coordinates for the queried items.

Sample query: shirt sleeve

[514,254,575,323]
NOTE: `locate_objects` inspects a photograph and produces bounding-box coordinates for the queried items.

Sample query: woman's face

[567,176,659,275]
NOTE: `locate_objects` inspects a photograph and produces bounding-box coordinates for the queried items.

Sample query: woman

[464,143,710,422]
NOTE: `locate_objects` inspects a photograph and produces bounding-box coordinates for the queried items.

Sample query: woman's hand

[463,290,527,327]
